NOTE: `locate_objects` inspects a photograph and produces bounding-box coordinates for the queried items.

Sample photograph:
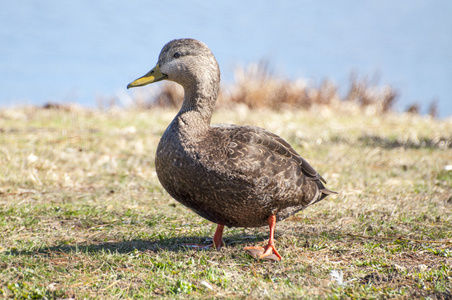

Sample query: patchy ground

[0,107,451,299]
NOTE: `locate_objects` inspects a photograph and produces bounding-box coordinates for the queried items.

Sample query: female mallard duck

[127,38,337,260]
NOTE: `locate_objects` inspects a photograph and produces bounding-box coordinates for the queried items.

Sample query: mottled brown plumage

[127,38,337,260]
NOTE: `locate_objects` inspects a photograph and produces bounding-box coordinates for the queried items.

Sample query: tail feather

[320,188,338,195]
[308,179,338,206]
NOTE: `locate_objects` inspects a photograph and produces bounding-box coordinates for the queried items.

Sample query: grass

[0,106,451,299]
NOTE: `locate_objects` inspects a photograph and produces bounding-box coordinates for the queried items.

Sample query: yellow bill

[127,64,167,89]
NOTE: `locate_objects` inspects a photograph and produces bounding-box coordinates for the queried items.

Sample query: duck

[127,38,337,260]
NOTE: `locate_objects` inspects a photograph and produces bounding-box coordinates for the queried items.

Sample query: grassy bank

[0,106,451,299]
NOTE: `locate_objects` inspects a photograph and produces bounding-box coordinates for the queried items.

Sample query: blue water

[1,1,451,117]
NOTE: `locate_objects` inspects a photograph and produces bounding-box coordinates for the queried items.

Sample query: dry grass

[0,106,451,299]
[128,62,406,117]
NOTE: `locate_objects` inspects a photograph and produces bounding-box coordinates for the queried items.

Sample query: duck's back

[155,120,332,228]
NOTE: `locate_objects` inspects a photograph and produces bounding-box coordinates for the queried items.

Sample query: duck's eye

[173,52,181,58]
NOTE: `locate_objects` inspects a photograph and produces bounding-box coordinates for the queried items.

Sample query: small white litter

[330,270,344,285]
[200,280,214,290]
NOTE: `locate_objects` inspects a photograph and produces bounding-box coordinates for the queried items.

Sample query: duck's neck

[175,75,219,136]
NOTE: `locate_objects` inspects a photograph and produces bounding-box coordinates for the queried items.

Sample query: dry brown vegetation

[127,62,415,117]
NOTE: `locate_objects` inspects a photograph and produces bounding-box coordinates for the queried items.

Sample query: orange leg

[183,224,224,250]
[244,215,282,261]
[212,224,225,250]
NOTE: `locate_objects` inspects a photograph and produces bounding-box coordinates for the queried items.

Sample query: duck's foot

[182,224,224,251]
[244,215,282,261]
[244,245,282,261]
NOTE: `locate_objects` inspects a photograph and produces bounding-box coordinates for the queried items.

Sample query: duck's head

[127,38,220,90]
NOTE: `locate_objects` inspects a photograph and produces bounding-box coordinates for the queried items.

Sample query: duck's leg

[212,224,225,250]
[244,215,282,261]
[183,224,224,250]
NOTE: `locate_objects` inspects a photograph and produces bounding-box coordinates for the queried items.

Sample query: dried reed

[127,61,403,116]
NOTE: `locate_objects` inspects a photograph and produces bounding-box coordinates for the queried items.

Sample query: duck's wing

[257,129,328,184]
[214,124,327,185]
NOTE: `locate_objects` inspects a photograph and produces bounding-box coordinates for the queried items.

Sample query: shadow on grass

[4,229,402,257]
[3,233,269,257]
[358,134,451,149]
